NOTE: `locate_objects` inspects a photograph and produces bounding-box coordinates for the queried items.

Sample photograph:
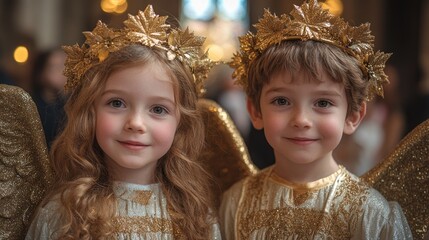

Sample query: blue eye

[151,106,168,115]
[108,99,125,108]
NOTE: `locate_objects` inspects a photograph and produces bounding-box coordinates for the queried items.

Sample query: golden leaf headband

[62,5,215,95]
[230,0,392,99]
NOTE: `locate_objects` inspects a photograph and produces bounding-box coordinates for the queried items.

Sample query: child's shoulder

[25,197,63,239]
[340,168,401,215]
[222,167,272,199]
[34,196,63,219]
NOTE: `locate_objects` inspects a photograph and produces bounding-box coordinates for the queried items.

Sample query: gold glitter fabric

[220,166,412,239]
[197,99,257,204]
[362,118,429,240]
[25,181,222,239]
[0,84,52,240]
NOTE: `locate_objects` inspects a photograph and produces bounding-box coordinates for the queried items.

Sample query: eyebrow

[264,87,343,97]
[101,89,176,103]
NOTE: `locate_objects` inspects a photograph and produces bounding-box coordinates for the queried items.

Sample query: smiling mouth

[118,141,148,149]
[285,137,317,145]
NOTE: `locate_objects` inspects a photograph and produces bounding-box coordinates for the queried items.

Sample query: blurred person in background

[334,64,405,176]
[31,48,67,148]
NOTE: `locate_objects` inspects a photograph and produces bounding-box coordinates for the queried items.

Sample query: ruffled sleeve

[25,200,62,240]
[380,201,413,239]
[351,188,413,240]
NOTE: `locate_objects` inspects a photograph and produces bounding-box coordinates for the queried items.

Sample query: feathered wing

[197,99,257,204]
[0,84,53,239]
[362,118,429,240]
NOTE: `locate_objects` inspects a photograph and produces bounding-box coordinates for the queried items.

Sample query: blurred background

[1,0,428,174]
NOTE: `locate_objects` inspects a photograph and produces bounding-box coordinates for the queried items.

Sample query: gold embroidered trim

[291,190,316,206]
[113,216,173,233]
[239,208,341,239]
[112,216,183,238]
[131,190,152,205]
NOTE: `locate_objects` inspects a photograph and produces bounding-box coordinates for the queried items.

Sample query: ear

[247,98,264,130]
[343,102,367,135]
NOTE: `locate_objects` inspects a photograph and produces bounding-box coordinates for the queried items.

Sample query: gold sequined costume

[26,182,221,239]
[220,166,412,239]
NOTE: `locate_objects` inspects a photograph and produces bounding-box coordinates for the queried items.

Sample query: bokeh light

[13,46,29,63]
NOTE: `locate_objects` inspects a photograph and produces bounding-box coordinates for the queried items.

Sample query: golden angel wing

[197,99,257,198]
[0,84,53,239]
[362,118,429,240]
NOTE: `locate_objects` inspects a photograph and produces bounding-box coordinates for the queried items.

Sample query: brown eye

[272,97,289,106]
[316,100,332,108]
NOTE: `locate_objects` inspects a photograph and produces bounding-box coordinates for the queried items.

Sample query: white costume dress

[220,166,411,240]
[26,182,221,239]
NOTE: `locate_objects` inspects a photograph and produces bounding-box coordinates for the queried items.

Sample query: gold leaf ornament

[366,51,392,99]
[62,44,91,89]
[124,5,169,47]
[62,5,216,95]
[289,0,332,40]
[83,21,126,62]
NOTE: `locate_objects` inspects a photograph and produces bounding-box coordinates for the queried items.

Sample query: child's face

[248,71,363,168]
[95,63,179,184]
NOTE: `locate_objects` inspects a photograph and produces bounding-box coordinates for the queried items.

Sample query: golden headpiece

[63,5,215,95]
[230,0,392,99]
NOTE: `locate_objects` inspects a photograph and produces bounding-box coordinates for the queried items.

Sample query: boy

[220,0,412,239]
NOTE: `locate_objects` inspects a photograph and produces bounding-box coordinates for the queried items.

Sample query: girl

[26,6,220,240]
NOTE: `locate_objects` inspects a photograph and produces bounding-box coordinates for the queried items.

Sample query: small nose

[291,107,312,129]
[125,111,147,132]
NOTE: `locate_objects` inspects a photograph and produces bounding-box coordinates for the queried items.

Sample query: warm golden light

[321,0,343,16]
[114,1,128,14]
[101,0,127,14]
[14,46,29,63]
[221,43,236,60]
[110,0,126,5]
[101,0,115,13]
[206,44,224,61]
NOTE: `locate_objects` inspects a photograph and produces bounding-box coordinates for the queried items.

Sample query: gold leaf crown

[63,5,216,95]
[230,0,392,99]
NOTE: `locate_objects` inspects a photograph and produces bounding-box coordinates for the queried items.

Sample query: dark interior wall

[383,0,423,102]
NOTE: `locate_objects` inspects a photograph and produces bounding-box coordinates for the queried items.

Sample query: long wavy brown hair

[45,45,215,239]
